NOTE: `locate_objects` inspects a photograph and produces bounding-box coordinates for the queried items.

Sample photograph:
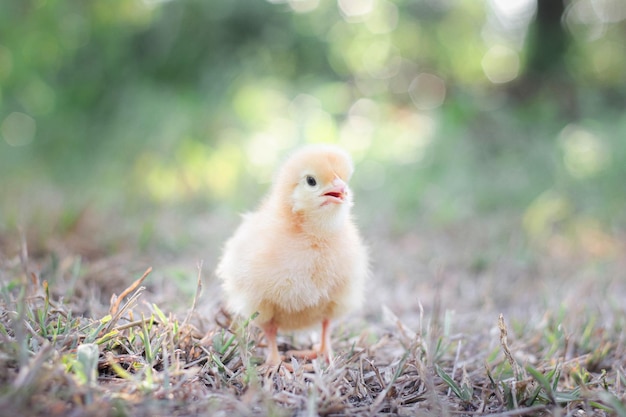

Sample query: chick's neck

[290,204,350,239]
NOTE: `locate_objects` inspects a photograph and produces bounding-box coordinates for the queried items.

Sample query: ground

[0,204,625,417]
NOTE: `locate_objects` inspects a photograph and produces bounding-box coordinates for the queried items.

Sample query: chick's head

[273,144,354,223]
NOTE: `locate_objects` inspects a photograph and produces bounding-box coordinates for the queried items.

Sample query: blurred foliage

[1,0,625,251]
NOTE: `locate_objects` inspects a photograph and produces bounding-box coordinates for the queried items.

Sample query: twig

[113,317,155,332]
[183,261,204,328]
[109,266,152,316]
[481,404,547,417]
[104,286,146,334]
[499,314,523,381]
[18,228,29,282]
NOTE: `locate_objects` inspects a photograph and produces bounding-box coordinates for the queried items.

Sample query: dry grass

[1,211,625,417]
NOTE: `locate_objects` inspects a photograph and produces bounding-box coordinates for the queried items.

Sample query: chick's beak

[322,178,347,205]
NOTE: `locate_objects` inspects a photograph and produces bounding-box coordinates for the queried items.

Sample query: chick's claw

[284,349,319,361]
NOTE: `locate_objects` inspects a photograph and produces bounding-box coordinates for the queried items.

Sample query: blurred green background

[1,0,625,255]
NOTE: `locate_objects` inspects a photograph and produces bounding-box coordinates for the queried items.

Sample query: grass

[1,209,625,417]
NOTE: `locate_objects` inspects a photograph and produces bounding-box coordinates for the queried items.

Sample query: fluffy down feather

[216,144,368,365]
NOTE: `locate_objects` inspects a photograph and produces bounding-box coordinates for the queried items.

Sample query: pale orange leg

[319,318,333,363]
[261,322,281,366]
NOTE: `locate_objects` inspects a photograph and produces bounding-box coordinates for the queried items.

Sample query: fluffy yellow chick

[217,144,368,366]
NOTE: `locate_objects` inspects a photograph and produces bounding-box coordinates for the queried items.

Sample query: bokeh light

[559,124,610,179]
[288,0,320,14]
[2,112,37,147]
[408,73,446,110]
[523,190,570,241]
[338,0,375,21]
[364,0,398,34]
[481,45,520,84]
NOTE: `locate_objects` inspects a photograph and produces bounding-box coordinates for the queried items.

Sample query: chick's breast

[218,207,367,331]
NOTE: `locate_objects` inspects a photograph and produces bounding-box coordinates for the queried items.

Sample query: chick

[216,144,368,366]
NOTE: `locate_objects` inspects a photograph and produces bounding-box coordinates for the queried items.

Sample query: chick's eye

[305,176,317,187]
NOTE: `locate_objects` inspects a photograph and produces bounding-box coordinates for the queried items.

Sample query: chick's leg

[261,322,281,366]
[319,318,333,363]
